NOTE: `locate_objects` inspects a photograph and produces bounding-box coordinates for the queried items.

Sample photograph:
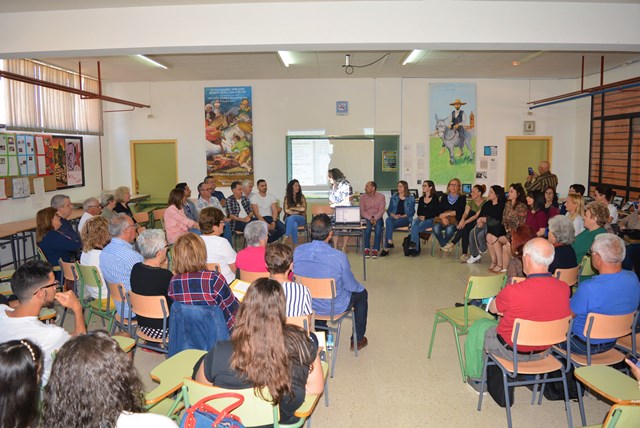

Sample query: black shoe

[387,243,395,249]
[380,249,389,257]
[454,302,465,307]
[408,241,416,250]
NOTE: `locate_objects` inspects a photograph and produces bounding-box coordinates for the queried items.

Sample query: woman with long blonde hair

[564,193,585,236]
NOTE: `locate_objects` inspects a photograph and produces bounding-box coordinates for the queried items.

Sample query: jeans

[451,220,476,253]
[468,225,487,257]
[349,289,368,340]
[223,222,232,245]
[410,218,434,250]
[557,333,616,356]
[363,219,383,250]
[284,215,307,244]
[432,223,457,247]
[384,216,411,245]
[263,216,286,243]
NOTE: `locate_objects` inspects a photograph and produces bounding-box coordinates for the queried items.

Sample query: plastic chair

[112,335,136,353]
[239,269,269,283]
[36,246,61,274]
[127,291,169,354]
[287,313,314,333]
[145,349,207,420]
[477,316,574,428]
[591,404,640,428]
[58,259,78,325]
[294,275,357,378]
[106,281,137,335]
[554,266,579,287]
[428,273,506,382]
[133,211,150,229]
[74,263,116,331]
[615,311,639,356]
[152,208,167,229]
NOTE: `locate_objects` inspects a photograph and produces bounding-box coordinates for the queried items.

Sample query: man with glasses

[78,197,102,233]
[197,181,232,242]
[50,193,80,241]
[0,260,85,384]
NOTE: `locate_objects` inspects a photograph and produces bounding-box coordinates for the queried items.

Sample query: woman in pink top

[165,188,199,244]
[235,220,269,273]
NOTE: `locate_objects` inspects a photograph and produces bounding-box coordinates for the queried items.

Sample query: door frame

[504,136,553,188]
[130,139,178,195]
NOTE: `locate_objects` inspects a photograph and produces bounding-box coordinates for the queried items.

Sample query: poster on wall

[204,86,254,187]
[429,83,477,185]
[51,136,85,189]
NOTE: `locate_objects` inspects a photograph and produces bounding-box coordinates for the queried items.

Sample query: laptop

[334,206,361,228]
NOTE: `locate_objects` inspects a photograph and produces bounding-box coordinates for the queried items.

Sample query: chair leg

[85,310,93,328]
[453,330,466,382]
[427,314,441,358]
[323,377,329,407]
[352,313,358,358]
[59,307,68,326]
[477,354,490,410]
[561,372,574,428]
[576,379,586,426]
[502,370,513,428]
[107,317,115,335]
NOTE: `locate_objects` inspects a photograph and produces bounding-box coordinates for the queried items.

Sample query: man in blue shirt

[100,213,144,317]
[293,214,369,351]
[567,233,640,354]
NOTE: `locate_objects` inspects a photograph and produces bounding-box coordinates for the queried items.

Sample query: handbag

[486,217,506,237]
[434,215,458,226]
[180,392,246,428]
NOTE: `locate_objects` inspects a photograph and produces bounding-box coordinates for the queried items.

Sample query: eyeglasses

[34,280,60,295]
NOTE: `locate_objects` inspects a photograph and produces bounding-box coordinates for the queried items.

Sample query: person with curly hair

[194,278,324,426]
[283,179,307,246]
[572,201,610,264]
[0,339,43,428]
[79,215,111,299]
[42,331,176,427]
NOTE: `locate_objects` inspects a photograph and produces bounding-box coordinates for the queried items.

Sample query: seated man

[359,181,386,258]
[265,242,312,317]
[563,234,640,355]
[465,238,570,389]
[293,213,369,351]
[196,181,231,242]
[203,175,226,207]
[0,260,85,384]
[50,194,81,242]
[78,197,102,233]
[99,213,144,317]
[250,179,285,243]
[226,180,256,233]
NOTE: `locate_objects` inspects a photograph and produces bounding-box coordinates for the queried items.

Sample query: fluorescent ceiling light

[133,54,168,70]
[512,51,544,67]
[402,50,428,65]
[277,51,294,67]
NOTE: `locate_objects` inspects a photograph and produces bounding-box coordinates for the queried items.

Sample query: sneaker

[467,378,486,395]
[371,249,379,259]
[466,254,482,264]
[364,248,371,258]
[379,249,389,257]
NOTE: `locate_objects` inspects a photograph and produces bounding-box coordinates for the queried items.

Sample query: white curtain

[3,59,102,134]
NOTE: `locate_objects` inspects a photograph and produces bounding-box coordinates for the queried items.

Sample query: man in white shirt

[78,197,102,233]
[0,260,86,384]
[251,179,285,243]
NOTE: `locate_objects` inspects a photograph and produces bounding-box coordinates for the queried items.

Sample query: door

[131,140,177,203]
[505,137,553,188]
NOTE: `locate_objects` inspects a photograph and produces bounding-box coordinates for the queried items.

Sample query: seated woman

[543,186,560,218]
[36,207,81,267]
[506,224,537,283]
[547,215,578,274]
[235,220,269,273]
[432,178,467,252]
[194,278,324,426]
[448,184,486,260]
[408,180,440,254]
[100,193,117,220]
[130,229,173,340]
[564,193,585,236]
[199,207,237,284]
[467,185,505,264]
[42,332,176,427]
[79,216,110,299]
[113,186,135,219]
[283,179,307,246]
[486,183,528,274]
[380,180,415,257]
[594,185,619,231]
[526,190,549,237]
[0,339,43,428]
[169,233,239,332]
[572,201,610,263]
[165,188,200,244]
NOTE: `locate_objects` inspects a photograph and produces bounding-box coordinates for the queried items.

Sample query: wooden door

[131,140,177,203]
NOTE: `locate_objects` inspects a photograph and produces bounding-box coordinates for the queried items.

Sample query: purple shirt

[360,192,386,221]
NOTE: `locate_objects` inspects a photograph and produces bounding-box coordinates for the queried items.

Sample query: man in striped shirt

[525,161,558,193]
[265,242,312,317]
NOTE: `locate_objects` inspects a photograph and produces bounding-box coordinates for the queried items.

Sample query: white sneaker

[466,254,482,264]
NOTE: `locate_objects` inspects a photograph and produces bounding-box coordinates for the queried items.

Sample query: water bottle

[326,333,334,351]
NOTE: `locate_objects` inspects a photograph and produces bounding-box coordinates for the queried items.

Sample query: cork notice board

[3,175,57,198]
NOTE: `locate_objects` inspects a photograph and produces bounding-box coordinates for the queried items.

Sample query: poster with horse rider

[204,86,254,187]
[429,82,476,185]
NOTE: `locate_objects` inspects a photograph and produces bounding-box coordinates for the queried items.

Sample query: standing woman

[408,180,440,254]
[486,183,527,274]
[448,184,486,259]
[36,207,82,267]
[381,180,415,256]
[526,190,549,237]
[543,186,560,218]
[283,179,307,246]
[194,278,324,426]
[328,168,352,251]
[467,185,506,264]
[432,178,467,251]
[565,193,585,236]
[164,188,200,244]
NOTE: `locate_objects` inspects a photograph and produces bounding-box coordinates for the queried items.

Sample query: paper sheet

[0,179,6,199]
[229,279,251,301]
[33,177,45,203]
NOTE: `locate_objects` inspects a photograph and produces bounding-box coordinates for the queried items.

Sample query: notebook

[334,206,361,227]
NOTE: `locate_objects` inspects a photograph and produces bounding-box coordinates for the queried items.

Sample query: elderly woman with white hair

[235,220,269,273]
[130,229,173,339]
[100,193,117,220]
[547,215,578,274]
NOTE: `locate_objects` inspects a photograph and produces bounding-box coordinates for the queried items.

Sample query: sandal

[490,265,503,274]
[487,263,497,272]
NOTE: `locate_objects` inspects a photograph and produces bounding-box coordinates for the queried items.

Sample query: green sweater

[464,318,499,379]
[572,227,606,264]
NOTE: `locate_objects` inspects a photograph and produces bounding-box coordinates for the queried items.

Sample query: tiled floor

[87,237,613,427]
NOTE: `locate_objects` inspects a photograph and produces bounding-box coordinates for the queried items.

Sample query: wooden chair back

[294,276,335,300]
[239,270,269,283]
[287,313,313,332]
[206,263,221,273]
[107,282,126,306]
[512,316,572,347]
[554,266,579,286]
[127,291,169,320]
[584,312,635,340]
[133,211,150,224]
[58,259,77,282]
[152,208,167,228]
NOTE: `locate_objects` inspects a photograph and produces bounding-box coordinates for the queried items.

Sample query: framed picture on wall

[524,120,536,134]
